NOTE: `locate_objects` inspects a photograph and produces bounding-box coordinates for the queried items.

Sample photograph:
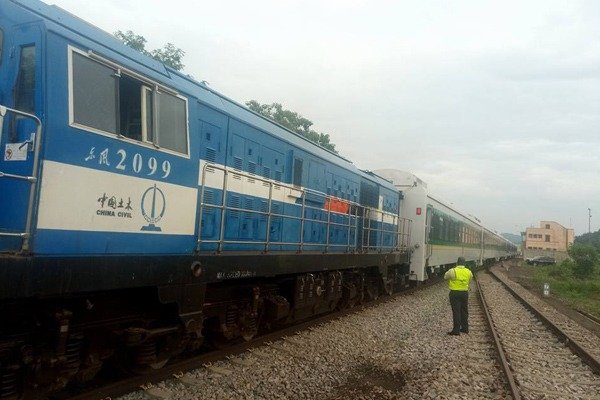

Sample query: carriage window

[72,52,117,133]
[157,91,187,153]
[15,45,36,113]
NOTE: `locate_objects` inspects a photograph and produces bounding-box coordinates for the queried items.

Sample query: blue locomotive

[0,0,416,395]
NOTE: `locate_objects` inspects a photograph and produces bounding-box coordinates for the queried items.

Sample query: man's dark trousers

[449,290,469,333]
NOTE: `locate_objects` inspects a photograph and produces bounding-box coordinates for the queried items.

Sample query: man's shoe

[447,331,460,336]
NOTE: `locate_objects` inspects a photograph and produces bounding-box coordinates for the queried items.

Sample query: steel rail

[577,309,600,326]
[474,273,521,400]
[487,268,600,375]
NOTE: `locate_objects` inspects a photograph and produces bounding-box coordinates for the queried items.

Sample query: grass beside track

[533,262,600,317]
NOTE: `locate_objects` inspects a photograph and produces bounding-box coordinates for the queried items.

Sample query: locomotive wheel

[382,278,394,296]
[208,334,228,350]
[115,352,171,375]
[240,311,258,342]
[345,298,357,309]
[241,330,257,342]
[338,294,357,310]
[147,359,169,370]
[125,358,170,375]
[126,358,169,374]
[115,339,172,375]
[240,320,258,341]
[367,282,379,301]
[339,283,356,310]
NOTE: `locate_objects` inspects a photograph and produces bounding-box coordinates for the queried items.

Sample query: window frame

[155,89,189,154]
[141,85,155,145]
[70,50,118,134]
[68,46,190,159]
[0,28,4,65]
[14,44,37,114]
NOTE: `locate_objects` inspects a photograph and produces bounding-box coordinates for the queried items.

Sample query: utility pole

[589,208,592,234]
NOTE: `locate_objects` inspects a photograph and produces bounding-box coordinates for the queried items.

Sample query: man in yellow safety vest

[444,257,473,335]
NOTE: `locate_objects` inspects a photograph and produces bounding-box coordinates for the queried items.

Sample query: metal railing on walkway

[197,162,411,254]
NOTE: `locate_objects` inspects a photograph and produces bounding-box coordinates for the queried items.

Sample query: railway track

[476,270,600,400]
[491,265,600,363]
[56,262,600,400]
[53,278,443,400]
[397,278,511,399]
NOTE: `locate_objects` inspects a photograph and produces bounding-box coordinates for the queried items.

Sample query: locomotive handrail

[362,208,411,252]
[197,162,360,253]
[196,162,411,254]
[0,105,43,252]
[0,232,29,238]
[0,171,37,182]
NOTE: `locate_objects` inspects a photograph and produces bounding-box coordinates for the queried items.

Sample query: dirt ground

[501,259,600,338]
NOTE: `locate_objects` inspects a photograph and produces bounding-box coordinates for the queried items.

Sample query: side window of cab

[69,47,189,157]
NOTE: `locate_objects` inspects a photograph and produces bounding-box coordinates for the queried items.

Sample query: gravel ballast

[120,282,507,400]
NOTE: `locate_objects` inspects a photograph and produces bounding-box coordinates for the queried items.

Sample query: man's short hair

[457,257,466,265]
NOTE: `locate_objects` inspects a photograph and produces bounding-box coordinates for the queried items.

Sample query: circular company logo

[140,184,166,232]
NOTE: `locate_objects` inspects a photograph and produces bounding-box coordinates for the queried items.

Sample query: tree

[568,243,598,279]
[114,30,185,71]
[150,43,185,72]
[114,30,148,54]
[246,100,337,153]
[575,230,600,250]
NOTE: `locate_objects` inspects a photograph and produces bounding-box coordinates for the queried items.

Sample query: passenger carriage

[375,169,518,281]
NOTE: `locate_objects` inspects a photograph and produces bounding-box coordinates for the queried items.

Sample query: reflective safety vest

[448,266,472,291]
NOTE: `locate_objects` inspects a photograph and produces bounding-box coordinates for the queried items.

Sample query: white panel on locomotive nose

[374,169,430,282]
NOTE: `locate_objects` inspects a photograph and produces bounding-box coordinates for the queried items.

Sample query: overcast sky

[47,0,599,235]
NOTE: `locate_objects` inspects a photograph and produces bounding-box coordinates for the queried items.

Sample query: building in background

[523,221,574,261]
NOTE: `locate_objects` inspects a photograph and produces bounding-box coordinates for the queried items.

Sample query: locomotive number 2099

[84,146,172,178]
